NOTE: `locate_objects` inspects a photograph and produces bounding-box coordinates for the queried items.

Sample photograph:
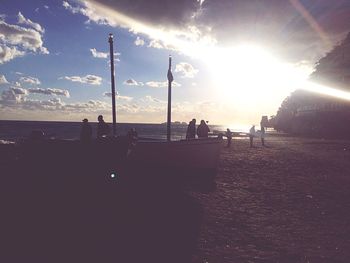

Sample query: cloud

[0,89,22,105]
[61,74,102,85]
[0,87,110,114]
[28,88,70,97]
[70,0,200,28]
[90,48,108,58]
[0,20,48,53]
[148,39,177,51]
[10,86,28,95]
[123,78,144,86]
[0,74,8,84]
[103,91,133,101]
[144,95,166,104]
[64,0,350,64]
[17,12,44,33]
[134,36,145,46]
[117,95,133,101]
[175,62,198,78]
[19,76,41,85]
[0,45,25,64]
[145,81,181,88]
[0,15,48,64]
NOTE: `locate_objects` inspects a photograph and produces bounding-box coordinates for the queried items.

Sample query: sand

[191,136,350,263]
[1,135,350,262]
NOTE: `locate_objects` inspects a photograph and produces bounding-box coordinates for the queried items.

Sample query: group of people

[249,124,266,147]
[80,115,110,142]
[186,119,211,139]
[81,115,267,148]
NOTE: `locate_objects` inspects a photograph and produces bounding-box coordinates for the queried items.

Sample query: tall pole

[167,55,173,141]
[108,33,117,136]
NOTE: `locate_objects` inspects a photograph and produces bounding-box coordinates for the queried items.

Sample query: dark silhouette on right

[249,125,255,147]
[80,118,92,142]
[197,120,210,138]
[226,128,232,147]
[97,115,110,138]
[186,119,196,139]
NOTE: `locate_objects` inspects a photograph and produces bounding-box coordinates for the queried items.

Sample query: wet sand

[191,136,350,263]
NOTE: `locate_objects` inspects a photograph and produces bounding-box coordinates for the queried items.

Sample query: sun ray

[289,0,332,50]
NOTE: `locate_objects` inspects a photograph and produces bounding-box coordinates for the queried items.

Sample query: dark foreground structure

[0,136,221,263]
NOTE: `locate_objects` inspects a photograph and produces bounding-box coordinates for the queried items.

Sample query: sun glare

[205,44,312,107]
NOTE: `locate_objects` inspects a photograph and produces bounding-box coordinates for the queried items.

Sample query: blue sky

[1,0,350,125]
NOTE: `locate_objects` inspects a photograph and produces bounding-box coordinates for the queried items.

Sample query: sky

[1,0,350,126]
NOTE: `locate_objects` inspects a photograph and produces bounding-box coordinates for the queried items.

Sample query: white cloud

[28,88,70,97]
[62,1,110,25]
[19,76,41,85]
[103,91,114,97]
[0,16,48,64]
[90,48,108,58]
[148,39,177,51]
[0,45,25,64]
[145,81,181,88]
[117,95,133,101]
[0,74,8,84]
[175,62,199,78]
[144,95,166,104]
[103,91,133,101]
[0,20,48,53]
[62,0,210,55]
[10,86,28,95]
[61,74,102,85]
[0,89,22,105]
[17,12,44,33]
[123,78,144,86]
[134,36,145,46]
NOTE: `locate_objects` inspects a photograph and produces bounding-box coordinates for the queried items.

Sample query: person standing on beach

[261,126,266,146]
[197,120,210,138]
[249,125,255,147]
[80,118,92,142]
[186,119,196,139]
[226,128,233,147]
[97,115,110,138]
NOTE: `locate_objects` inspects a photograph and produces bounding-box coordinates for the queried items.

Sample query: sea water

[0,120,244,142]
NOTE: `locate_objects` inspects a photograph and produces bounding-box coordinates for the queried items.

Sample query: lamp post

[108,33,117,136]
[167,55,174,141]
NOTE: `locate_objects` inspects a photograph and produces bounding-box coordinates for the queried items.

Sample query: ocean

[0,120,231,142]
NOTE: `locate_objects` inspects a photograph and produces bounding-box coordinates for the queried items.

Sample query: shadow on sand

[1,145,204,263]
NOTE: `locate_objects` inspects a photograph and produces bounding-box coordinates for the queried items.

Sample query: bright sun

[206,44,310,105]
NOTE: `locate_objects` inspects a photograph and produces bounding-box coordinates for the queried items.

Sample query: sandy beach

[1,135,350,262]
[192,135,350,263]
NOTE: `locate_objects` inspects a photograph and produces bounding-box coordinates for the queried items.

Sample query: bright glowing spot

[110,173,116,178]
[206,44,312,108]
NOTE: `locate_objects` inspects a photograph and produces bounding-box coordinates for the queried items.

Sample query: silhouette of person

[261,126,265,146]
[226,128,232,147]
[127,128,138,145]
[249,125,255,147]
[197,120,210,138]
[97,115,110,138]
[186,119,196,139]
[80,118,92,142]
